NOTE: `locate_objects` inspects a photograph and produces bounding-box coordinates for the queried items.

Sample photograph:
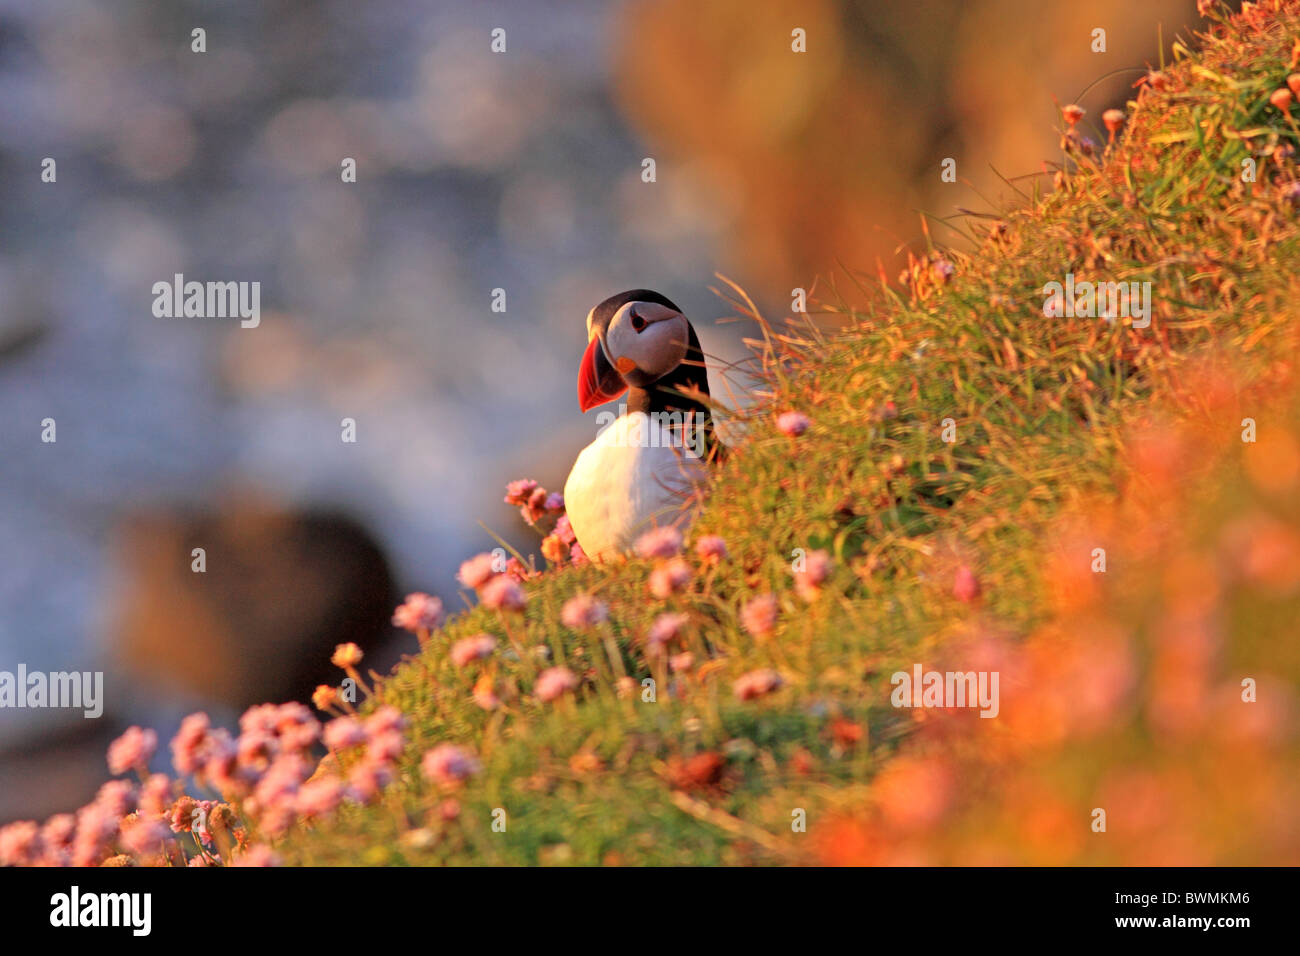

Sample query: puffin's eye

[630,309,647,332]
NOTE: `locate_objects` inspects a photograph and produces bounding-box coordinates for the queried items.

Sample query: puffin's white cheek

[638,320,689,379]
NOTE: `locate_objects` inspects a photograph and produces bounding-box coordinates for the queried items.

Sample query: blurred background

[0,0,1206,820]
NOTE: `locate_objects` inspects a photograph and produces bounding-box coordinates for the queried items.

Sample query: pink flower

[733,668,784,701]
[392,592,445,632]
[953,565,981,603]
[569,542,588,565]
[170,712,211,775]
[296,777,345,819]
[545,492,566,512]
[695,535,728,565]
[740,594,779,637]
[364,705,409,737]
[107,726,158,775]
[793,549,833,601]
[232,845,281,867]
[458,552,500,589]
[138,774,172,819]
[646,612,689,650]
[367,729,405,764]
[472,675,500,711]
[554,514,576,545]
[331,642,364,669]
[421,744,481,785]
[0,821,41,866]
[323,716,367,752]
[561,594,609,630]
[535,667,579,702]
[645,612,689,657]
[649,557,693,598]
[480,574,526,612]
[670,652,695,673]
[776,411,810,437]
[504,479,539,505]
[635,526,683,559]
[451,633,498,667]
[522,487,550,524]
[346,761,392,804]
[41,814,77,851]
[95,780,135,819]
[119,818,170,857]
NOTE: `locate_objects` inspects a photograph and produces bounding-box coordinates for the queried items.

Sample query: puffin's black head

[578,289,699,412]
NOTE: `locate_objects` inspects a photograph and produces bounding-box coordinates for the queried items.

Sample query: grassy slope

[284,1,1300,865]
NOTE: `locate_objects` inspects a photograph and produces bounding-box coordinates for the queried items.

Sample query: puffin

[563,290,720,560]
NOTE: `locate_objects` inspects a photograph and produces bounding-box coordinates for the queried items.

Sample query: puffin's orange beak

[578,335,628,412]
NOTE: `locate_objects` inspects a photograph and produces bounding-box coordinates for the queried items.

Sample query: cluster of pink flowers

[459,551,528,613]
[505,478,566,528]
[561,593,609,630]
[534,666,579,702]
[0,695,415,867]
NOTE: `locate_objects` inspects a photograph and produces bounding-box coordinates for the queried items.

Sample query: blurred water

[0,0,741,745]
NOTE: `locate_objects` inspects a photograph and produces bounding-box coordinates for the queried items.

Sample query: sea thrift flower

[545,492,565,512]
[645,612,689,654]
[312,684,339,711]
[504,557,529,581]
[569,542,588,566]
[392,592,445,633]
[346,762,392,804]
[522,486,550,523]
[733,668,784,701]
[323,716,367,751]
[1062,103,1085,126]
[1102,108,1125,135]
[561,593,609,630]
[472,674,500,710]
[170,712,211,775]
[42,814,76,852]
[0,821,41,866]
[695,535,728,565]
[138,774,172,819]
[367,729,405,763]
[450,633,498,667]
[232,845,280,867]
[503,479,538,505]
[119,818,170,858]
[776,410,810,437]
[535,667,579,702]
[953,565,982,603]
[458,552,500,589]
[95,780,135,819]
[541,533,568,564]
[1289,74,1300,97]
[740,594,780,637]
[421,744,481,786]
[331,642,364,669]
[932,259,955,284]
[169,796,200,834]
[1146,70,1168,91]
[793,549,834,601]
[1271,88,1294,111]
[635,525,683,559]
[107,726,158,775]
[670,652,695,673]
[364,705,407,736]
[296,776,345,819]
[649,557,693,598]
[554,515,576,545]
[480,574,526,612]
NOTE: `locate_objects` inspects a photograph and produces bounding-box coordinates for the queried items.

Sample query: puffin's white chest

[563,412,709,560]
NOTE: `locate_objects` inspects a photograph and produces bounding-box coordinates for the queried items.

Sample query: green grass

[280,0,1300,865]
